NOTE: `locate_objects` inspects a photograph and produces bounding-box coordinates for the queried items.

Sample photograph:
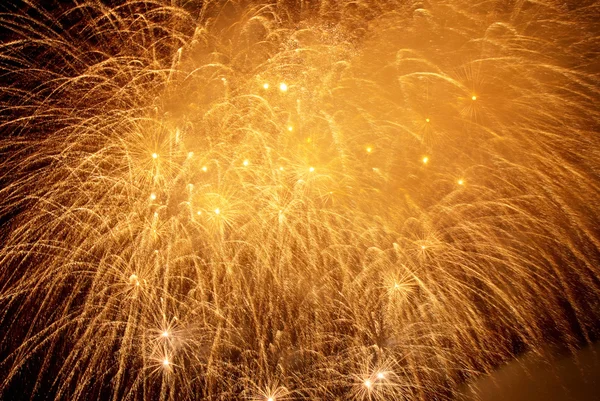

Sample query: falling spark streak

[0,1,599,401]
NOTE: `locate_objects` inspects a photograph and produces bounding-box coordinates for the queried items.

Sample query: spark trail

[0,1,599,400]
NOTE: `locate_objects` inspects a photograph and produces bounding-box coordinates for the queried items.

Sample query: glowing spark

[279,82,288,92]
[162,331,169,337]
[422,156,429,164]
[309,167,315,172]
[243,159,249,166]
[263,83,269,89]
[366,146,372,153]
[426,118,430,123]
[150,193,156,200]
[214,208,220,215]
[364,379,372,389]
[187,151,194,158]
[151,153,158,159]
[287,126,293,131]
[201,166,207,172]
[377,372,385,379]
[196,211,202,215]
[471,95,477,101]
[458,179,465,185]
[163,358,170,366]
[279,166,284,171]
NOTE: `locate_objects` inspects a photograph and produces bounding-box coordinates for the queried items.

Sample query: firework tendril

[0,0,599,400]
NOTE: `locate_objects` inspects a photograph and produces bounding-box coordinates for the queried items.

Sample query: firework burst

[0,0,599,400]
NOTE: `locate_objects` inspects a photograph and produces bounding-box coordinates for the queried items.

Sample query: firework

[0,0,599,400]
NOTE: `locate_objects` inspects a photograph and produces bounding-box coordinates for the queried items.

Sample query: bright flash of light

[129,274,139,285]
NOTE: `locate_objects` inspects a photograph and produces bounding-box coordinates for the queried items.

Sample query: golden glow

[0,2,596,401]
[129,274,139,286]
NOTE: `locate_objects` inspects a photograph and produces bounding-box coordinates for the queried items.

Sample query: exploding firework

[0,0,599,400]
